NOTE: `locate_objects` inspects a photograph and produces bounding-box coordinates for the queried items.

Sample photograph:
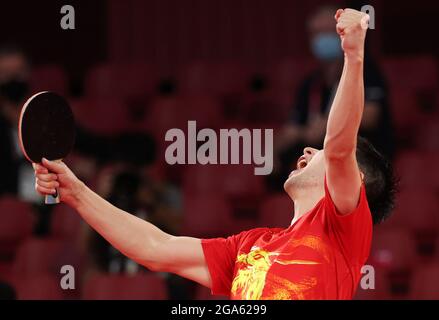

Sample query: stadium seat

[70,98,132,135]
[0,262,13,282]
[177,61,251,97]
[368,227,417,298]
[410,263,439,299]
[266,57,317,92]
[240,91,286,125]
[369,227,417,271]
[181,95,225,127]
[182,165,265,233]
[13,274,64,300]
[353,266,392,300]
[51,204,82,240]
[387,87,426,134]
[0,197,34,260]
[258,194,294,228]
[416,120,439,152]
[82,273,168,300]
[12,237,68,276]
[84,62,158,99]
[142,96,224,138]
[30,64,69,96]
[381,56,438,92]
[183,165,264,198]
[182,194,235,238]
[394,151,439,190]
[389,188,439,233]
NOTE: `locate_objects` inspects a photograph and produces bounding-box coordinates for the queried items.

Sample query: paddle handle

[44,159,61,205]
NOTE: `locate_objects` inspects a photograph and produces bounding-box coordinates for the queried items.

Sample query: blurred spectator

[270,5,395,192]
[83,154,187,298]
[0,44,57,236]
[0,44,34,199]
[86,169,181,272]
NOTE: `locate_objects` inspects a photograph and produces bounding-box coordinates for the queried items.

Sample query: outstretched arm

[324,9,370,215]
[34,159,211,287]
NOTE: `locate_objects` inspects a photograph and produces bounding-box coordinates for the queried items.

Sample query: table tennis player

[33,8,396,299]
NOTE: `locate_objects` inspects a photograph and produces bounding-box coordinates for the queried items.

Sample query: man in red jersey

[33,8,396,300]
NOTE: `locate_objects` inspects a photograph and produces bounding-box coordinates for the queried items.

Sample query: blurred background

[0,0,438,300]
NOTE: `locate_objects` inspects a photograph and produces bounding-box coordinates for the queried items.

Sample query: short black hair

[356,137,397,225]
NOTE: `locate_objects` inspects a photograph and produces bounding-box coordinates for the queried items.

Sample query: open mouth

[288,156,308,178]
[296,156,308,170]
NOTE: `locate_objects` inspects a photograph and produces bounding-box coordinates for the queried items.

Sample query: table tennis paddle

[18,91,76,204]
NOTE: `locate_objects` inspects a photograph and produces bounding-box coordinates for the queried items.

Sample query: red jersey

[201,180,373,300]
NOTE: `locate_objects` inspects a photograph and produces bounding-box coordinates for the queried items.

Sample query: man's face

[284,147,326,197]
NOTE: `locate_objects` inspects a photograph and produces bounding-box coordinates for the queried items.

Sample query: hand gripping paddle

[18,91,76,204]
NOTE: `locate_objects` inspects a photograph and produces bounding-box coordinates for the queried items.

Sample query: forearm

[71,185,172,269]
[324,56,364,156]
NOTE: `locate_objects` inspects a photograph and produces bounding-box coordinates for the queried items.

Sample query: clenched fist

[335,8,370,60]
[33,158,84,206]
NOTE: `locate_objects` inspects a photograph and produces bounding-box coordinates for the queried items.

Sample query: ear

[360,171,365,181]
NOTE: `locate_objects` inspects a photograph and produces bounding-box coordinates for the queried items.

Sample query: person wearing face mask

[270,4,395,192]
[0,44,32,197]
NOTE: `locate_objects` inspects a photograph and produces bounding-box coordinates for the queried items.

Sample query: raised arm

[34,159,211,287]
[323,9,370,215]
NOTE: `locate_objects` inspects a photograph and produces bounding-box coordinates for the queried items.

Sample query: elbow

[137,256,166,272]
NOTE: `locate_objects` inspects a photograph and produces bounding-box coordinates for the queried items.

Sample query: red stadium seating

[416,120,439,152]
[183,165,265,198]
[389,188,439,233]
[141,95,224,138]
[13,274,65,300]
[353,266,392,300]
[182,164,265,230]
[0,262,13,282]
[70,98,132,135]
[266,57,317,93]
[12,237,67,276]
[394,151,439,190]
[177,61,251,97]
[51,204,82,240]
[30,64,68,96]
[82,273,168,300]
[367,228,418,299]
[387,87,426,134]
[84,62,158,99]
[182,194,235,238]
[258,194,294,228]
[382,56,438,92]
[0,197,34,260]
[240,91,287,125]
[410,263,439,299]
[369,227,417,271]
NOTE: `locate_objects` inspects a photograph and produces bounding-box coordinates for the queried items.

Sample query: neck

[290,189,324,226]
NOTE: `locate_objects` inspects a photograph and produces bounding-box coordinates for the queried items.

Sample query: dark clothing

[267,58,395,193]
[292,58,395,158]
[0,115,20,195]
